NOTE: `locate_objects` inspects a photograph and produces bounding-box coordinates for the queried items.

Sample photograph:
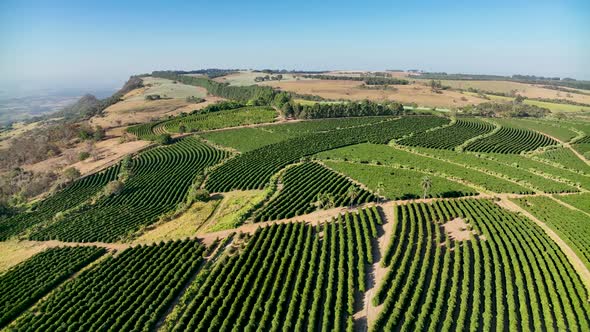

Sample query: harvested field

[262,79,487,108]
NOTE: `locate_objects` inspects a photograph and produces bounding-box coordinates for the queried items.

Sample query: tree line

[281,100,405,119]
[301,74,409,85]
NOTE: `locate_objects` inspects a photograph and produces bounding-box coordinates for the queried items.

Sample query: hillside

[1,70,590,331]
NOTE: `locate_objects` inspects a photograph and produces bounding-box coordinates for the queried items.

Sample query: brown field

[413,79,590,104]
[262,79,488,108]
[24,136,150,176]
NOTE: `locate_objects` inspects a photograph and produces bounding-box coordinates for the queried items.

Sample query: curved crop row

[0,246,105,328]
[465,126,558,154]
[255,162,375,221]
[29,137,228,242]
[12,240,205,332]
[205,116,449,192]
[373,199,590,331]
[169,207,381,331]
[512,196,590,271]
[399,118,495,150]
[155,106,277,134]
[0,164,121,240]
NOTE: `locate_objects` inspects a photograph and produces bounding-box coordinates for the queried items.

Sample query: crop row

[0,164,121,240]
[13,240,205,332]
[255,162,375,221]
[399,118,495,150]
[465,126,558,154]
[0,246,105,328]
[205,116,449,192]
[316,144,532,194]
[410,146,579,193]
[372,199,590,331]
[169,207,382,331]
[512,196,590,271]
[29,137,228,242]
[154,106,277,134]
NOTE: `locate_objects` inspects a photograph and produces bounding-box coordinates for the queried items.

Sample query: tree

[63,167,81,182]
[78,151,91,161]
[178,124,187,134]
[93,126,105,141]
[421,176,432,199]
[376,181,385,203]
[325,193,336,209]
[104,180,124,196]
[347,186,359,208]
[155,134,173,145]
[312,192,327,209]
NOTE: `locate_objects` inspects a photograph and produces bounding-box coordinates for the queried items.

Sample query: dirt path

[496,197,590,296]
[539,132,590,167]
[354,202,395,331]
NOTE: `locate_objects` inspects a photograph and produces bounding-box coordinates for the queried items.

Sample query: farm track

[9,192,590,328]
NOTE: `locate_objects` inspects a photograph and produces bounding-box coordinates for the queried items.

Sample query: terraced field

[398,118,495,149]
[127,106,277,140]
[465,126,558,154]
[0,246,105,328]
[254,162,374,221]
[323,160,476,199]
[512,196,590,270]
[373,199,590,331]
[168,208,382,331]
[317,143,532,193]
[537,147,590,173]
[29,137,228,242]
[205,116,449,192]
[11,240,205,331]
[0,165,121,240]
[201,116,396,152]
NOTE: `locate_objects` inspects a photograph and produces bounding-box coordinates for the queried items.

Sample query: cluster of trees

[302,74,409,85]
[166,68,239,78]
[254,74,283,82]
[281,100,405,119]
[152,71,280,105]
[460,102,550,118]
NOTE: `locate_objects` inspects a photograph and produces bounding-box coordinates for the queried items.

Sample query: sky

[0,0,589,92]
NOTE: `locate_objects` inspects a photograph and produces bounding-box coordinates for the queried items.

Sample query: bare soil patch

[442,217,473,241]
[262,79,487,108]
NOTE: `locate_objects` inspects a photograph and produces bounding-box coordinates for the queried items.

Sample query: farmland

[3,71,590,332]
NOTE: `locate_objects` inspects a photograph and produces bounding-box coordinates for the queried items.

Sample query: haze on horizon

[1,0,589,92]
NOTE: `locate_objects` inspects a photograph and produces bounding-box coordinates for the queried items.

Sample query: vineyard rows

[155,106,277,134]
[317,144,532,194]
[0,246,105,328]
[399,118,495,150]
[205,116,449,192]
[465,126,558,154]
[127,106,277,140]
[168,207,383,331]
[537,147,590,174]
[12,240,205,332]
[410,147,579,193]
[512,196,590,271]
[29,137,227,242]
[0,165,121,240]
[255,162,374,221]
[372,199,590,331]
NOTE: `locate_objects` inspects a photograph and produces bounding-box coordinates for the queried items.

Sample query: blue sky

[0,0,589,91]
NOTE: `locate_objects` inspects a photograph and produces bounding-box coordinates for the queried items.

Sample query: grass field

[204,190,266,232]
[213,71,302,86]
[316,143,531,193]
[133,199,221,244]
[129,77,207,100]
[323,160,475,199]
